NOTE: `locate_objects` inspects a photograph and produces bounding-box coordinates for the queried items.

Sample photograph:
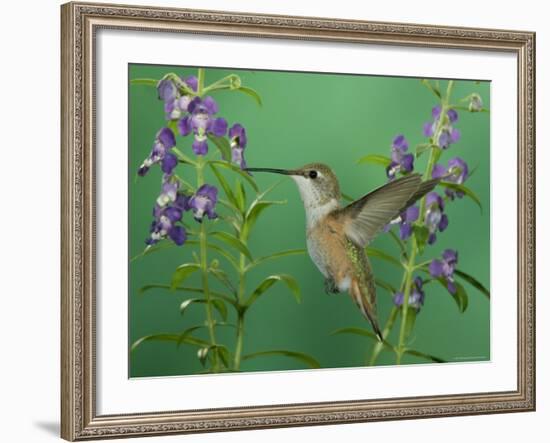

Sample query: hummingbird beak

[245,167,299,176]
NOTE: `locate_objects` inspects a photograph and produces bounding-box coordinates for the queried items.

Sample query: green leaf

[176,326,208,347]
[245,274,301,307]
[439,182,483,213]
[137,284,238,307]
[242,350,320,369]
[454,281,469,313]
[455,269,490,298]
[435,278,469,313]
[206,242,239,271]
[404,348,446,363]
[331,327,393,351]
[236,86,262,106]
[130,241,175,262]
[130,78,158,87]
[209,160,258,192]
[177,324,235,348]
[170,263,201,290]
[245,248,306,273]
[131,334,179,352]
[172,147,197,166]
[207,135,231,161]
[218,211,242,233]
[402,307,417,341]
[241,200,285,241]
[211,299,229,321]
[210,231,253,261]
[239,179,286,240]
[209,164,240,212]
[366,247,402,268]
[208,267,237,295]
[180,298,228,321]
[415,143,438,159]
[197,344,231,368]
[375,278,397,295]
[356,154,392,167]
[235,179,247,213]
[451,105,490,113]
[215,344,231,368]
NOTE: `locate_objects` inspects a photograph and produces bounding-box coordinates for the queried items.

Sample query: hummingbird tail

[350,278,383,342]
[365,309,383,342]
[371,321,384,342]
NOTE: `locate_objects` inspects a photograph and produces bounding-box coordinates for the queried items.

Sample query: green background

[129,64,490,378]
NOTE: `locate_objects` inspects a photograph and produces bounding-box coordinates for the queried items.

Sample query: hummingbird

[246,164,439,341]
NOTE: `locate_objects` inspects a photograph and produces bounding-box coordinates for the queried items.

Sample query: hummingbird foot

[324,277,340,295]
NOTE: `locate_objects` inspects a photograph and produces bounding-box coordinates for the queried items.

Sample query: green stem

[202,74,236,94]
[234,312,245,370]
[367,307,399,365]
[172,147,197,167]
[233,244,247,370]
[414,260,432,270]
[367,80,456,367]
[395,80,455,365]
[196,155,220,371]
[197,68,205,97]
[396,238,417,364]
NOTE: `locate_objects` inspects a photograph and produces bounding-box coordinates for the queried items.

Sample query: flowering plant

[130,69,319,373]
[337,80,490,365]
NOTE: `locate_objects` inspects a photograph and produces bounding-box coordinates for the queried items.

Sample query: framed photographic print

[61,1,536,440]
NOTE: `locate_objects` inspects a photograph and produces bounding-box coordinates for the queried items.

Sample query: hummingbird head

[246,162,341,212]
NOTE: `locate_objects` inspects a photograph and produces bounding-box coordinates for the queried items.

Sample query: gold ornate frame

[60,1,536,440]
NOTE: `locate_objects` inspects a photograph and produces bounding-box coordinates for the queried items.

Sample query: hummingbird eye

[308,170,318,179]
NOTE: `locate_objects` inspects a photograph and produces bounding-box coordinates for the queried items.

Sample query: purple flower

[393,276,425,312]
[188,184,218,222]
[447,108,459,123]
[157,79,177,102]
[173,193,190,212]
[229,123,248,170]
[183,75,198,92]
[432,157,469,200]
[138,128,177,176]
[423,106,461,149]
[425,192,448,244]
[145,175,190,246]
[398,205,419,240]
[156,174,179,207]
[438,127,461,149]
[157,75,198,120]
[429,249,458,294]
[386,135,414,180]
[164,96,193,120]
[146,204,187,246]
[178,96,227,156]
[383,204,419,240]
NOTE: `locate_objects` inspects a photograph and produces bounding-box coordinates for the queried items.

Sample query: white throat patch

[292,175,338,228]
[305,199,339,228]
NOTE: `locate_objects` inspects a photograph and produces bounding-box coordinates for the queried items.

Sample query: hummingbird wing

[336,174,439,248]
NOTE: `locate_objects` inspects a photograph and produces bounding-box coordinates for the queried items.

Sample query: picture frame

[60,1,536,440]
